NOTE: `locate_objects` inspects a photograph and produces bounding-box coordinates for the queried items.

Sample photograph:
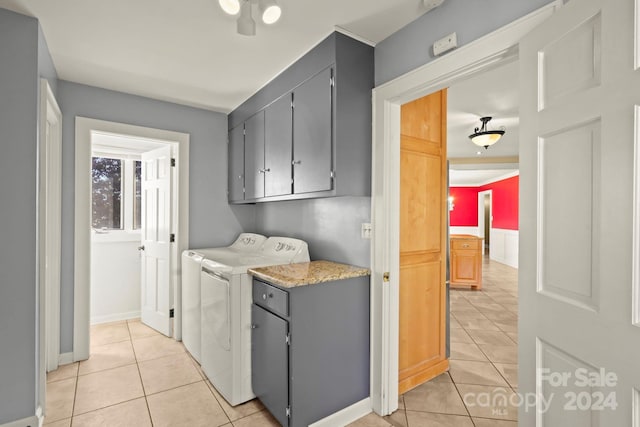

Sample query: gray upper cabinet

[244,111,265,200]
[264,94,293,198]
[228,32,373,204]
[228,125,245,203]
[292,67,333,194]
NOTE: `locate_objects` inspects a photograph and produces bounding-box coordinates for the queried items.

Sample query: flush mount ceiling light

[469,116,506,149]
[219,0,282,35]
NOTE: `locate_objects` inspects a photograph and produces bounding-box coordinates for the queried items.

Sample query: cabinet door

[228,125,245,202]
[292,67,333,194]
[264,94,293,197]
[251,304,289,427]
[244,111,265,200]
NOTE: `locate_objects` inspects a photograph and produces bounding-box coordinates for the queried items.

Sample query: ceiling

[0,0,433,112]
[447,59,519,159]
[446,58,519,185]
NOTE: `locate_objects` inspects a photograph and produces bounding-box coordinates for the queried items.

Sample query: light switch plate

[361,223,372,239]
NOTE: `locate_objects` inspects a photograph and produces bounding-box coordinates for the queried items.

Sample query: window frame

[91,151,142,242]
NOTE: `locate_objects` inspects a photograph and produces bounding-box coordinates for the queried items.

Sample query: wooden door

[399,89,448,394]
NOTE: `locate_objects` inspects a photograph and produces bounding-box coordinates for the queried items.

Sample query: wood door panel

[400,149,442,253]
[399,262,443,374]
[399,89,448,394]
[400,91,443,141]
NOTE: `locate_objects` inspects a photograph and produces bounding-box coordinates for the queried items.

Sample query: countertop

[450,234,483,240]
[248,260,370,288]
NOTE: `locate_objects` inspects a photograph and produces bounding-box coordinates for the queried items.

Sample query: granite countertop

[248,260,370,288]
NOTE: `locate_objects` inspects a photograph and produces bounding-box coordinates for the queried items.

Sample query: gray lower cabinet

[228,124,245,202]
[292,67,333,194]
[251,277,370,427]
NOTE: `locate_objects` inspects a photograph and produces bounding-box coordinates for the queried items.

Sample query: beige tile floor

[44,319,277,427]
[348,256,519,427]
[45,256,517,427]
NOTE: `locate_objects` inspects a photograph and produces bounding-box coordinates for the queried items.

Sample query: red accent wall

[449,187,479,226]
[480,175,519,230]
[449,175,519,230]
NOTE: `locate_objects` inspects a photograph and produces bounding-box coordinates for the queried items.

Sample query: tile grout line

[128,321,155,427]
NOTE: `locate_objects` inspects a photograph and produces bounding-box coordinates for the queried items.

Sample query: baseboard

[58,352,74,365]
[308,397,372,427]
[0,412,40,427]
[90,310,140,325]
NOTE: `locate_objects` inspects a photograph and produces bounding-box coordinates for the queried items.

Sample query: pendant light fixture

[469,116,505,149]
[219,0,282,35]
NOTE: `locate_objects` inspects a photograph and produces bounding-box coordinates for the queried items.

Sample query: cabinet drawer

[253,280,289,317]
[451,239,480,251]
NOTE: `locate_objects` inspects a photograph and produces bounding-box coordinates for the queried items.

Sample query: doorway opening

[370,2,561,416]
[89,133,167,327]
[73,117,190,362]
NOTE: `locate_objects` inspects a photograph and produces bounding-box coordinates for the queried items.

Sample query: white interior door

[141,146,172,336]
[519,0,640,425]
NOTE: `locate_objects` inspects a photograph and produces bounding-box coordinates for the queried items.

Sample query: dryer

[181,233,267,362]
[201,237,309,406]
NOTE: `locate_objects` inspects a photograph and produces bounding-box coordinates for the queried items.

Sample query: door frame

[73,117,190,361]
[478,189,492,246]
[369,1,563,415]
[37,78,62,415]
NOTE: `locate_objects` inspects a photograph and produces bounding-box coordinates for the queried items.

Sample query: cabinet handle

[292,160,302,165]
[258,168,271,174]
[462,244,470,248]
[251,324,258,329]
[238,175,243,179]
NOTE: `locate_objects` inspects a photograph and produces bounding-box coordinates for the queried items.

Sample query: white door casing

[519,0,640,425]
[37,79,62,417]
[74,118,189,361]
[140,146,173,336]
[369,3,561,415]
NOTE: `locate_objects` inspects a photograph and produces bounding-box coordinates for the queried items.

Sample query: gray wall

[255,197,371,268]
[57,81,256,353]
[374,0,554,85]
[0,8,57,424]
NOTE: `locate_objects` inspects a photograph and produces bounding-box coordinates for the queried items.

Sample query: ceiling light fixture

[259,0,282,24]
[219,0,241,15]
[237,1,256,36]
[219,0,282,35]
[469,116,505,149]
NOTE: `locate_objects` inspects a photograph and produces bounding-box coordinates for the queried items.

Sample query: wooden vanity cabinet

[450,234,483,289]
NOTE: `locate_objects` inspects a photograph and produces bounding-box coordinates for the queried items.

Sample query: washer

[181,233,267,363]
[201,236,309,406]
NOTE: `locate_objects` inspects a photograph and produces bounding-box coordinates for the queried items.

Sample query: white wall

[90,235,141,324]
[490,228,519,268]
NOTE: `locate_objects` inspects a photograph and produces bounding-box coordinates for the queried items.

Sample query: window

[91,157,142,232]
[133,160,142,230]
[92,157,122,229]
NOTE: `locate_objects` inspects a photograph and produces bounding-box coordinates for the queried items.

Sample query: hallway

[352,257,519,427]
